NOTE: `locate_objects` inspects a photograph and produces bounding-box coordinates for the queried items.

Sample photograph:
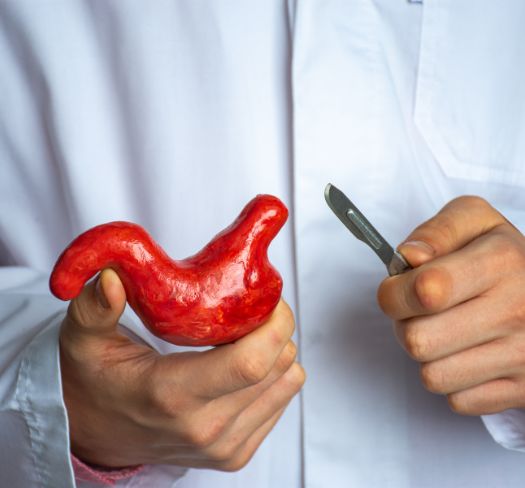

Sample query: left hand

[377,196,525,415]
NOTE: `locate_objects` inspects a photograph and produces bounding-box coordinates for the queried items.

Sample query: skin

[60,269,305,470]
[378,196,525,415]
[63,194,518,470]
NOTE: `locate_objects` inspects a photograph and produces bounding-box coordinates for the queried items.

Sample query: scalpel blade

[324,183,411,276]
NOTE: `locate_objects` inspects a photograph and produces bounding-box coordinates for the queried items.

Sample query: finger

[179,407,287,471]
[446,378,523,416]
[176,341,297,441]
[419,339,519,395]
[230,362,305,439]
[163,300,296,398]
[217,406,287,472]
[378,231,503,320]
[211,340,298,417]
[205,361,305,460]
[62,268,127,342]
[397,196,506,268]
[394,294,508,362]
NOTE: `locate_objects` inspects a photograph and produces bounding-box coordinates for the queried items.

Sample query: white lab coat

[1,1,525,486]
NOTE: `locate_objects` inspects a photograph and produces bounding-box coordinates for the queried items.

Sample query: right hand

[60,269,305,471]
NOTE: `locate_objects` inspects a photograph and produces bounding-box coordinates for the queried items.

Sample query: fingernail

[95,275,110,309]
[399,240,435,257]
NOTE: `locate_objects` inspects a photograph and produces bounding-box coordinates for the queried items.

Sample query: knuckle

[268,326,285,348]
[233,352,269,386]
[454,195,491,213]
[284,363,306,391]
[67,299,92,330]
[266,301,296,348]
[187,415,228,449]
[415,195,494,253]
[279,300,294,323]
[147,384,182,418]
[414,268,451,312]
[404,322,431,361]
[275,342,297,373]
[59,321,87,362]
[208,441,239,464]
[220,458,247,472]
[489,233,525,269]
[277,300,296,337]
[220,450,255,472]
[145,365,190,419]
[420,363,446,394]
[447,393,472,415]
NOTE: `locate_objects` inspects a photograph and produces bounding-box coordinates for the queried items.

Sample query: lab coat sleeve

[482,411,525,453]
[0,266,188,487]
[0,266,75,487]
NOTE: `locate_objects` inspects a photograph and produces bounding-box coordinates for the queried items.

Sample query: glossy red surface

[49,195,288,346]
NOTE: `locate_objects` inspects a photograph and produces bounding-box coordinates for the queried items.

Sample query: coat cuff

[71,454,144,486]
[482,410,525,452]
[14,312,77,488]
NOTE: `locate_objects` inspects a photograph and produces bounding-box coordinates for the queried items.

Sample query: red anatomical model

[50,195,288,346]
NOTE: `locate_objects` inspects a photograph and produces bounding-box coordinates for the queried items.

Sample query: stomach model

[50,195,288,346]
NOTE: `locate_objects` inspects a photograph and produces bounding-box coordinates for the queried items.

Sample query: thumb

[397,196,505,268]
[64,268,127,339]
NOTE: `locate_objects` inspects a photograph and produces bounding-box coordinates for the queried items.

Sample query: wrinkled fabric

[1,1,525,487]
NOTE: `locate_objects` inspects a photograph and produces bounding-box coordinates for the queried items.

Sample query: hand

[377,196,525,415]
[60,269,305,471]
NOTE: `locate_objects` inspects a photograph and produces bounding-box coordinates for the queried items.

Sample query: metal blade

[324,183,411,276]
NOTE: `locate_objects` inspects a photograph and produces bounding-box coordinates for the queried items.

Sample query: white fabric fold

[483,411,525,452]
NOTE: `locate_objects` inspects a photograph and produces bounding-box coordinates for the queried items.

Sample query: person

[2,1,525,486]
